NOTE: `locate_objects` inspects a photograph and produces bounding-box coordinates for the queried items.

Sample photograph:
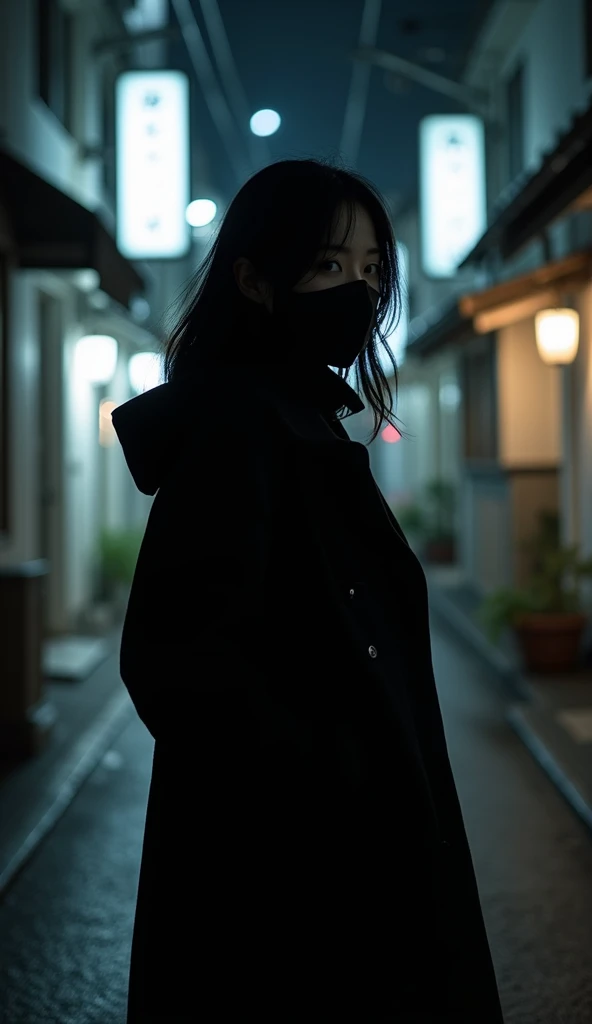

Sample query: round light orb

[534,308,579,365]
[250,109,281,137]
[130,296,151,322]
[74,335,118,385]
[128,352,164,394]
[381,424,401,444]
[73,268,101,293]
[185,199,218,228]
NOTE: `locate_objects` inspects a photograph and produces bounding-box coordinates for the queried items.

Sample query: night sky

[169,0,497,211]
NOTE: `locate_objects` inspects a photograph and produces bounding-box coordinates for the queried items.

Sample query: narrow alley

[1,617,592,1023]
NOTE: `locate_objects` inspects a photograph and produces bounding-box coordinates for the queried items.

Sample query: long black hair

[163,158,407,442]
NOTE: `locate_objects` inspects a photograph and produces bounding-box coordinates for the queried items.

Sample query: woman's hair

[163,157,407,442]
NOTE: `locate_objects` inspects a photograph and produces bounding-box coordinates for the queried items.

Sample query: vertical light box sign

[419,115,486,278]
[116,70,190,260]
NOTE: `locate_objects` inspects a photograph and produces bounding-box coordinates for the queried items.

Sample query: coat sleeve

[119,408,278,740]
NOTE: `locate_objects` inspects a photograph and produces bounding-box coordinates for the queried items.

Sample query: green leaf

[477,506,592,643]
[98,528,144,586]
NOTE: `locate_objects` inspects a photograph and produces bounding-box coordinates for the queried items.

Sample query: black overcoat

[112,361,504,1023]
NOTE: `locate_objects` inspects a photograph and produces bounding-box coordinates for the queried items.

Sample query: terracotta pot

[513,612,588,674]
[423,537,456,564]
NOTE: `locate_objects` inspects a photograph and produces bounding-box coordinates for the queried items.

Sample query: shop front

[406,100,592,600]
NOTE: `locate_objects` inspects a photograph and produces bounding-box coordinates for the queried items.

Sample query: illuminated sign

[116,70,190,259]
[419,115,486,278]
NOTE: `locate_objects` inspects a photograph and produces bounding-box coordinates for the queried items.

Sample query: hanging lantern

[74,335,118,385]
[534,308,579,365]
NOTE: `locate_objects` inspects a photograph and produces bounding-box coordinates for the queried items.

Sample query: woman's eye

[320,260,342,272]
[366,263,381,275]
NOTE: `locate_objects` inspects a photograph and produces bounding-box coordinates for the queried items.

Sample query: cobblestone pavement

[1,620,592,1023]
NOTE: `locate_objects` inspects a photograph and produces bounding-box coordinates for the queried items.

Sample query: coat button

[349,588,355,598]
[368,645,378,658]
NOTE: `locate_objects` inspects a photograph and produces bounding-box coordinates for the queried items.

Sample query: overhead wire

[340,0,383,167]
[197,0,272,169]
[169,0,252,185]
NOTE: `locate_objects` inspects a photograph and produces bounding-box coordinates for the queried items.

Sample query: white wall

[500,0,592,173]
[0,275,42,566]
[101,323,155,535]
[496,319,562,467]
[0,0,106,209]
[63,325,102,619]
[386,373,435,498]
[394,0,592,570]
[0,0,168,630]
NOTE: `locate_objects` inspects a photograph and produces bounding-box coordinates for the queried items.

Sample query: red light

[381,424,401,444]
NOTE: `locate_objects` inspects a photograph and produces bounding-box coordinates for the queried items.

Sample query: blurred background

[1,0,592,644]
[1,1,592,1020]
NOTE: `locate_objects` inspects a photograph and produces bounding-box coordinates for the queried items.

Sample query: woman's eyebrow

[321,244,381,255]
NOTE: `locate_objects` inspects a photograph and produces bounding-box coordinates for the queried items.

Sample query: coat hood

[111,380,195,496]
[111,363,364,497]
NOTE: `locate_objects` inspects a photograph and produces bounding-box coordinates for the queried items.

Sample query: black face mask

[271,279,378,370]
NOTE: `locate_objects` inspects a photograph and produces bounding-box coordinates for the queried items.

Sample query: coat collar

[241,361,364,418]
[230,361,364,447]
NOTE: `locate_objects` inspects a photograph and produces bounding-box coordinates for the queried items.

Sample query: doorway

[38,291,66,637]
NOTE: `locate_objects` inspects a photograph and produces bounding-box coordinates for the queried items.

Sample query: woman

[113,158,504,1023]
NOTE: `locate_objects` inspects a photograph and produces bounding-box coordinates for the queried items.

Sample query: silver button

[349,588,355,598]
[368,645,378,659]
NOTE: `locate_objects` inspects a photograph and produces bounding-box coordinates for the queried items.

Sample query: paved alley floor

[1,618,592,1023]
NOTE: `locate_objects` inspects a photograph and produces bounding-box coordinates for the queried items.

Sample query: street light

[186,199,218,227]
[74,335,118,385]
[250,109,281,137]
[128,352,164,394]
[534,307,579,365]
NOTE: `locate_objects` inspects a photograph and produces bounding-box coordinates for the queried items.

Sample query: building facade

[0,0,202,755]
[390,0,592,598]
[0,0,197,637]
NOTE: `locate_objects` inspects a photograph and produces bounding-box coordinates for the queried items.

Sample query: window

[506,63,525,182]
[37,0,74,132]
[462,334,498,461]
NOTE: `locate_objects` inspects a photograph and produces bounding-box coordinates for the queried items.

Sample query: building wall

[3,273,43,566]
[0,0,106,207]
[496,319,562,467]
[0,0,175,632]
[382,350,462,507]
[396,0,592,587]
[499,0,591,172]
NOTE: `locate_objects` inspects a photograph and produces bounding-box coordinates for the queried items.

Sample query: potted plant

[96,527,144,617]
[422,479,457,563]
[394,500,428,550]
[477,510,592,674]
[395,479,457,564]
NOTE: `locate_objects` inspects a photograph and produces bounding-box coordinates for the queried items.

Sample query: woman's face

[294,202,381,294]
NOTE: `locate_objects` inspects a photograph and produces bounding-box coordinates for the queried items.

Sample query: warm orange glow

[99,399,118,447]
[534,308,579,365]
[473,289,560,334]
[381,424,401,444]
